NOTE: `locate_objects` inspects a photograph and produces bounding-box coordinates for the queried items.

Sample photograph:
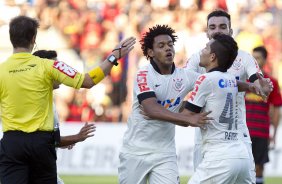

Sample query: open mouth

[166,53,173,58]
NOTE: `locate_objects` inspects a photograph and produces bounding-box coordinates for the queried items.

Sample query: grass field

[60,175,282,184]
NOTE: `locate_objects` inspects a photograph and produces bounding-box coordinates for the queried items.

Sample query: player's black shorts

[0,131,57,184]
[251,137,269,165]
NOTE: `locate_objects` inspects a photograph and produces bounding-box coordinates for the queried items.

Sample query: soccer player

[185,33,252,184]
[118,25,213,184]
[245,46,282,184]
[184,9,272,183]
[0,15,135,184]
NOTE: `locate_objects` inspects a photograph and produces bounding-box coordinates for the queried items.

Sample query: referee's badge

[173,78,184,92]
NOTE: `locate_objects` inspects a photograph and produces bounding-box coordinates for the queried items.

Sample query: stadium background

[0,0,282,183]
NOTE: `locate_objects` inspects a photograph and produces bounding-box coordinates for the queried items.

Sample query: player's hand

[60,144,76,150]
[112,37,136,59]
[269,135,276,150]
[184,111,213,129]
[257,72,273,102]
[76,122,96,142]
[248,83,265,97]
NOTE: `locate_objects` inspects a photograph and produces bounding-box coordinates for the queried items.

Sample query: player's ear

[230,28,233,36]
[210,53,216,61]
[148,49,154,57]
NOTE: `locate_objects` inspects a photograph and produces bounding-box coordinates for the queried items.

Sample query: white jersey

[186,71,249,161]
[185,50,261,144]
[121,62,199,155]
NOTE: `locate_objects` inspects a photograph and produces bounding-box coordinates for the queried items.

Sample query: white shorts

[193,144,203,171]
[118,152,180,184]
[193,142,255,184]
[188,158,252,184]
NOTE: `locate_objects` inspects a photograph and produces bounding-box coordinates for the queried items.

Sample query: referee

[0,15,135,184]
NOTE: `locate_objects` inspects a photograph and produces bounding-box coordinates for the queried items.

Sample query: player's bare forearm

[140,98,211,127]
[140,98,191,126]
[58,135,80,147]
[271,107,280,132]
[58,122,96,147]
[237,81,251,92]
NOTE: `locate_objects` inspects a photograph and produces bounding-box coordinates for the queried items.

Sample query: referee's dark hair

[140,25,178,60]
[210,33,238,71]
[9,15,39,49]
[33,50,57,59]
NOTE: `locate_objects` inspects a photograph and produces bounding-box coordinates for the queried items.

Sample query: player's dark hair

[33,50,57,59]
[140,25,177,60]
[207,9,231,27]
[210,33,238,71]
[9,16,39,48]
[253,46,268,59]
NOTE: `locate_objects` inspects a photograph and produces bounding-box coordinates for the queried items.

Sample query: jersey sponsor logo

[173,78,184,92]
[53,61,77,78]
[137,70,150,92]
[157,97,181,109]
[189,75,206,101]
[218,79,237,88]
[155,84,161,88]
[224,131,238,140]
[9,68,32,73]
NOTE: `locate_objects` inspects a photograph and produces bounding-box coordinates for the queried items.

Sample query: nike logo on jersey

[28,64,37,67]
[155,84,161,87]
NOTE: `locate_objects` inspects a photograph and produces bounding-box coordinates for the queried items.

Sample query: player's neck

[205,64,218,72]
[13,47,32,54]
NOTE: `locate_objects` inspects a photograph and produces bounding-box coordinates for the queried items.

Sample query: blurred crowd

[0,0,282,123]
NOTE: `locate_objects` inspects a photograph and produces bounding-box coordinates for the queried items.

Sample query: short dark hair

[207,9,231,27]
[253,46,268,59]
[9,16,39,48]
[210,33,238,70]
[33,50,57,59]
[140,25,177,60]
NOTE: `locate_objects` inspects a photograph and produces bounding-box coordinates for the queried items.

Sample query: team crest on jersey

[231,58,242,71]
[53,61,77,78]
[173,78,184,92]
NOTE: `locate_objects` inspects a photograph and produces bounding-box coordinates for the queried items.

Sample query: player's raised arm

[82,37,136,88]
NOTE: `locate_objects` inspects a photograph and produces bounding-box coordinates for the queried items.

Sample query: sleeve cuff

[185,102,202,113]
[249,73,263,83]
[137,92,156,104]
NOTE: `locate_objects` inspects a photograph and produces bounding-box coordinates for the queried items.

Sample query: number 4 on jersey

[219,93,237,130]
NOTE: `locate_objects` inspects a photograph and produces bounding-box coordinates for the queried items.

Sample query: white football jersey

[121,62,199,155]
[184,50,261,144]
[186,71,249,161]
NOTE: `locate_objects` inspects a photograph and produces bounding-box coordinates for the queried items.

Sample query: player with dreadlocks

[118,24,213,184]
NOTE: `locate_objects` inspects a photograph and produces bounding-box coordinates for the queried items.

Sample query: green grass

[60,175,282,184]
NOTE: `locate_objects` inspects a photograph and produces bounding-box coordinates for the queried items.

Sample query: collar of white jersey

[208,67,227,73]
[150,59,175,75]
